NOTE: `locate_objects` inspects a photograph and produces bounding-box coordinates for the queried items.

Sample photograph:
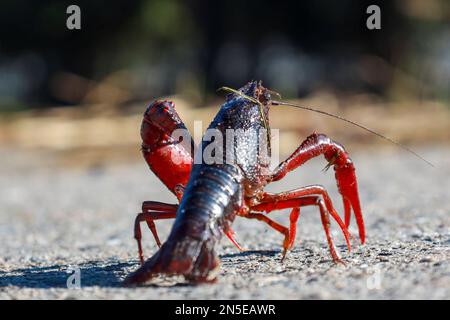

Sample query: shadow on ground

[0,260,135,288]
[0,251,285,289]
[220,250,280,259]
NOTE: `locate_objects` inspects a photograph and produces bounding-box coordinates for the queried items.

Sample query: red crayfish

[124,81,368,285]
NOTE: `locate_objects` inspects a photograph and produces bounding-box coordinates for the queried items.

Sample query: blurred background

[0,0,449,169]
[1,1,450,299]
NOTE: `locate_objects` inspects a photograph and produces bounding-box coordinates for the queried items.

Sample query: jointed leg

[142,201,178,213]
[224,229,244,251]
[317,199,342,263]
[139,201,178,248]
[134,210,176,264]
[288,208,300,250]
[243,212,291,260]
[257,186,351,250]
[136,201,245,263]
[270,132,365,243]
[252,188,351,262]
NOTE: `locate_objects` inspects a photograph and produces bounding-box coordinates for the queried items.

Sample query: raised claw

[269,132,365,247]
[330,154,365,244]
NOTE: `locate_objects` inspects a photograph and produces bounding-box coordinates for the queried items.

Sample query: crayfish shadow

[220,249,280,259]
[0,260,135,289]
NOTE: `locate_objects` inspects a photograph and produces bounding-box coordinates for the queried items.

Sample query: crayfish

[123,80,371,285]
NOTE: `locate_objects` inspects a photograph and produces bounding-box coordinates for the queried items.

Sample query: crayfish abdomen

[124,163,244,285]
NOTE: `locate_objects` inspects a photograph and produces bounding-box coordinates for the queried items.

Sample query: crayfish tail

[122,236,220,286]
[122,248,164,286]
[185,239,221,283]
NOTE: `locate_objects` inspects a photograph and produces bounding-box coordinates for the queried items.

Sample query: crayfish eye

[258,91,271,104]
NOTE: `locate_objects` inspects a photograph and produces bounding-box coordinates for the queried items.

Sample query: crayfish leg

[252,192,351,262]
[133,208,177,264]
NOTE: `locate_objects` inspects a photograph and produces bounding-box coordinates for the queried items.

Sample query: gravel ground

[0,146,449,299]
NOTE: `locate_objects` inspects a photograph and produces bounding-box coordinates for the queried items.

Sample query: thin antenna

[217,87,261,105]
[217,86,271,145]
[272,100,434,167]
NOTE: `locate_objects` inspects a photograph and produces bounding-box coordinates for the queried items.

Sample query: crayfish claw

[333,159,365,245]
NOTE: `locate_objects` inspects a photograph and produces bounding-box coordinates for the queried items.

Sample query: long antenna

[272,100,434,167]
[217,86,271,145]
[217,86,261,105]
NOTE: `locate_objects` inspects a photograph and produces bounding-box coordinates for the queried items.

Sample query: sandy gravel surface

[0,146,449,299]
